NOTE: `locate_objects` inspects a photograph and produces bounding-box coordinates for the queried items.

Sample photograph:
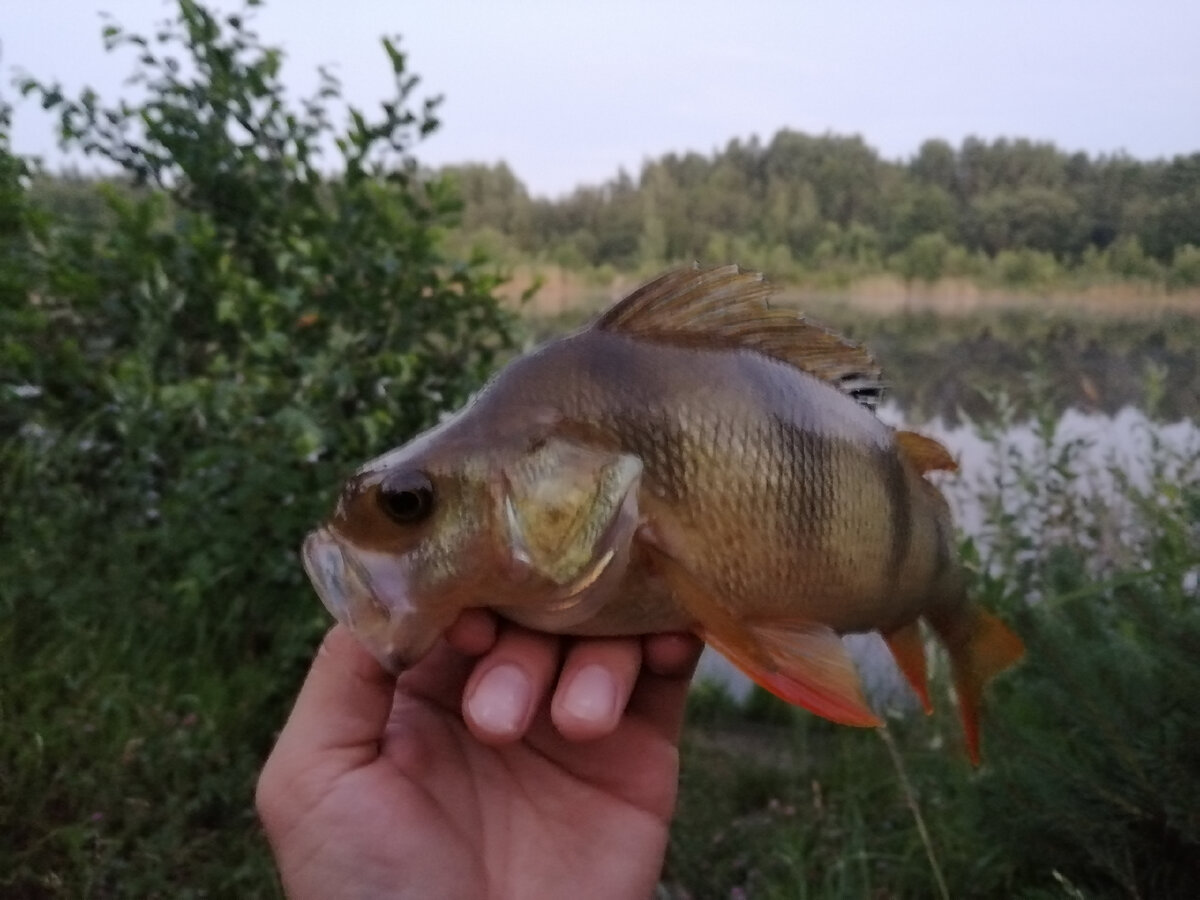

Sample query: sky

[4,1,1199,198]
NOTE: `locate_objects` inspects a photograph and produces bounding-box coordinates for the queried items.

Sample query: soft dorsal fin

[895,430,957,474]
[595,264,884,410]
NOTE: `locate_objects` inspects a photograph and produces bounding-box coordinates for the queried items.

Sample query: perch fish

[303,265,1024,763]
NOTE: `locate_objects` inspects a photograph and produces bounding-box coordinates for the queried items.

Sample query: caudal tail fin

[927,605,1025,765]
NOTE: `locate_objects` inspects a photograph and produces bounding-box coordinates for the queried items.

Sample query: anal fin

[884,621,932,714]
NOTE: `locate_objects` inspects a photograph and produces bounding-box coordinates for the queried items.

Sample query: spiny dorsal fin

[595,264,884,410]
[895,430,957,474]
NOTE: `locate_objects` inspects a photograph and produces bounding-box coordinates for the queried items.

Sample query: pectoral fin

[498,439,642,629]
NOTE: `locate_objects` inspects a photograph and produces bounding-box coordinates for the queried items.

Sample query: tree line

[444,132,1200,287]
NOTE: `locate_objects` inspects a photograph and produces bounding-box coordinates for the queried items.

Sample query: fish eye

[377,472,435,525]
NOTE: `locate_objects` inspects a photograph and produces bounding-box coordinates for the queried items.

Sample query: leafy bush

[991,247,1063,290]
[1,2,515,895]
[893,231,953,283]
[1103,235,1163,281]
[1169,244,1200,287]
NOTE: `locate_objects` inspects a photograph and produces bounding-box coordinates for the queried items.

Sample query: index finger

[626,632,704,744]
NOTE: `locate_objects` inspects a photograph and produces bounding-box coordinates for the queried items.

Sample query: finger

[444,608,498,657]
[643,632,705,678]
[551,637,642,741]
[257,626,394,830]
[463,624,560,743]
[387,610,496,715]
[390,638,476,714]
[626,633,704,745]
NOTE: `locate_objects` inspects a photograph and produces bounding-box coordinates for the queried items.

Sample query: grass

[664,717,924,898]
[2,577,306,897]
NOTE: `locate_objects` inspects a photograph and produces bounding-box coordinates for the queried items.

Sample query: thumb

[258,626,395,818]
[283,625,395,756]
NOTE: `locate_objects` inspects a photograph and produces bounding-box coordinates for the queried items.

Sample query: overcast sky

[4,1,1199,197]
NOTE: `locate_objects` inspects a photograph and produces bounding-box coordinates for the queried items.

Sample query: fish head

[302,437,498,672]
[302,411,644,672]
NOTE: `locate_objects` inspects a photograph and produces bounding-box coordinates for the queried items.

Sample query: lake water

[694,405,1200,706]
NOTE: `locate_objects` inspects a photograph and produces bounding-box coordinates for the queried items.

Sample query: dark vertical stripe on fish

[880,448,912,583]
[771,418,835,550]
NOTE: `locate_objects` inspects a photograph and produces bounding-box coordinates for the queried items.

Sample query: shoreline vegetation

[496,263,1200,319]
[441,126,1200,307]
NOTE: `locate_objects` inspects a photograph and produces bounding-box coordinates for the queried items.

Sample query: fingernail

[562,664,617,723]
[468,664,530,736]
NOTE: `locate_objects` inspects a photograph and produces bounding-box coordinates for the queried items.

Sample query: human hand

[256,612,703,900]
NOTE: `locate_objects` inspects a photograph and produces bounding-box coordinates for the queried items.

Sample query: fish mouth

[301,529,368,628]
[301,529,439,672]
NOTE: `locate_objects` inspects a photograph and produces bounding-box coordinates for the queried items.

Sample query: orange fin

[636,523,880,728]
[929,605,1025,765]
[884,621,932,714]
[896,430,957,474]
[704,620,882,728]
[594,265,885,410]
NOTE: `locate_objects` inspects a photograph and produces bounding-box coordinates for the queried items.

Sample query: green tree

[448,124,1200,285]
[762,176,823,256]
[970,185,1085,256]
[443,161,533,243]
[992,247,1062,288]
[1140,154,1200,261]
[1104,235,1162,279]
[888,182,958,252]
[958,136,1067,196]
[894,231,953,283]
[0,95,40,318]
[910,137,958,194]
